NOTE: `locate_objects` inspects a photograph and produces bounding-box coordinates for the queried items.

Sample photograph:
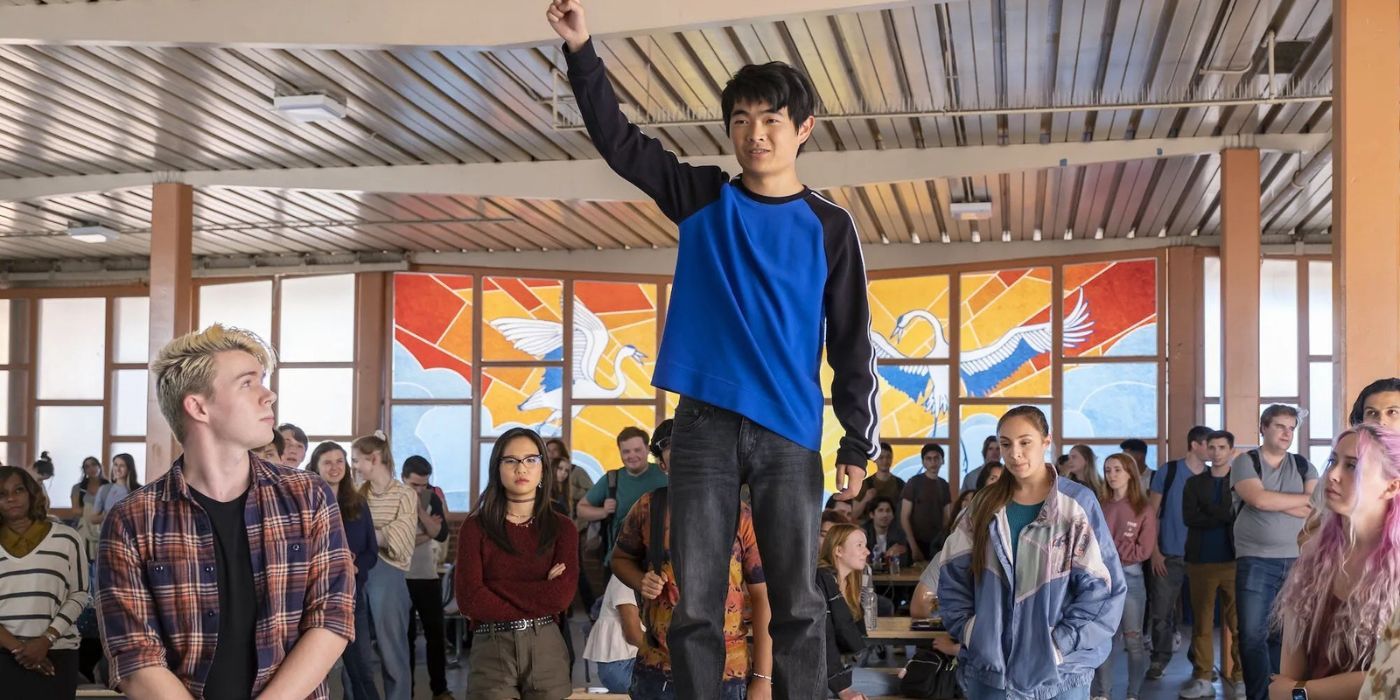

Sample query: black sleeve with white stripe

[563,39,728,224]
[811,194,880,468]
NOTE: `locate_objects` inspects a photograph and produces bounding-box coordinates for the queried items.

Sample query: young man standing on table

[549,2,880,697]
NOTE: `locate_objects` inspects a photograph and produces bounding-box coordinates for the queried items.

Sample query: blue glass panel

[1062,362,1158,440]
[391,404,473,511]
[392,340,472,400]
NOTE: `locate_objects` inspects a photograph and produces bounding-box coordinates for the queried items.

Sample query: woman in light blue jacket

[938,406,1126,700]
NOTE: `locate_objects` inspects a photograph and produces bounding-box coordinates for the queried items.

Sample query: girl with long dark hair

[307,442,380,700]
[70,457,105,512]
[71,457,107,561]
[89,454,140,528]
[454,427,577,700]
[939,406,1125,699]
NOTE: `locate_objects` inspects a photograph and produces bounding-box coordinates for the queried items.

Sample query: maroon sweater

[454,511,579,626]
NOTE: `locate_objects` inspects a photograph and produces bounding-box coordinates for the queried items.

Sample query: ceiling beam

[0,133,1328,203]
[0,0,929,49]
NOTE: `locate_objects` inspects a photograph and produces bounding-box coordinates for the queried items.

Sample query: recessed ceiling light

[67,223,118,243]
[273,93,347,123]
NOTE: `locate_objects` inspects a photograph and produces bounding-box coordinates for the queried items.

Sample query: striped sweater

[0,522,90,650]
[364,480,418,572]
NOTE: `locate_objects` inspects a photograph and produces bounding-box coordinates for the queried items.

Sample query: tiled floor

[331,619,1235,700]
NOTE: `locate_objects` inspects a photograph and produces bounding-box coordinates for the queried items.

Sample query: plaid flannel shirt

[95,455,355,698]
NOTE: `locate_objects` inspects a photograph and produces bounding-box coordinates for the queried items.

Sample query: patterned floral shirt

[1363,605,1400,699]
[95,456,355,699]
[614,491,764,680]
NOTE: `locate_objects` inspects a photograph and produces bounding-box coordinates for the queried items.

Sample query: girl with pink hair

[1269,424,1400,700]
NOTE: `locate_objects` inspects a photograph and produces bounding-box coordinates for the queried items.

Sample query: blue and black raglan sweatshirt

[565,39,881,467]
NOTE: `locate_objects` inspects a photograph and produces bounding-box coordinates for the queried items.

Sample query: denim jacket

[938,470,1126,699]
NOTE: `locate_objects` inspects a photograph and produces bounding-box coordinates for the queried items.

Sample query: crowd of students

[799,380,1400,700]
[5,339,1400,700]
[0,319,1396,700]
[2,0,1399,696]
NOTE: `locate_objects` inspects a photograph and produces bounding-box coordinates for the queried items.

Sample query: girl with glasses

[454,427,577,700]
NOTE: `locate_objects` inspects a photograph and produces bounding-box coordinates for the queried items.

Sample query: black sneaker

[1147,663,1166,680]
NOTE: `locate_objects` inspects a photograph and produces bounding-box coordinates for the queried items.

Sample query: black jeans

[407,576,448,696]
[669,396,826,700]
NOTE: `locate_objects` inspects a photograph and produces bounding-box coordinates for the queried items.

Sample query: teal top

[1006,500,1045,562]
[582,463,669,563]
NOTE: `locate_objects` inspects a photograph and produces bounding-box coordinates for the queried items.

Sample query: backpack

[1234,450,1311,516]
[583,470,621,560]
[641,486,669,648]
[1157,460,1183,518]
[1246,449,1310,483]
[645,486,667,577]
[900,648,963,698]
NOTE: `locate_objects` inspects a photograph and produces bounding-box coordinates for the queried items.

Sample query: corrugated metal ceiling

[0,0,1335,261]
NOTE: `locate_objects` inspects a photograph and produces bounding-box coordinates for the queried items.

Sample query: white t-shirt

[583,575,641,663]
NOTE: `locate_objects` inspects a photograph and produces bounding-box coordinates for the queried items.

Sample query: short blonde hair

[151,325,275,443]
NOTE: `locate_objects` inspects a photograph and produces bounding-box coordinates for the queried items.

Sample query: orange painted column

[1333,0,1400,403]
[1220,148,1262,443]
[145,183,195,481]
[1165,246,1203,456]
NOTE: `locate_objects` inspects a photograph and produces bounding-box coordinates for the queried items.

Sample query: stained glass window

[1061,259,1158,358]
[391,254,1169,508]
[393,273,474,400]
[1062,362,1159,440]
[958,268,1054,398]
[391,404,474,511]
[571,404,658,481]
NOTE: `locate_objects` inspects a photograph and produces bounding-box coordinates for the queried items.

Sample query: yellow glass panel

[480,366,563,438]
[958,268,1053,398]
[573,281,658,400]
[482,277,563,362]
[570,404,660,478]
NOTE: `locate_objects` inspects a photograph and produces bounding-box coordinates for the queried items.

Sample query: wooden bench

[570,691,905,700]
[76,687,124,698]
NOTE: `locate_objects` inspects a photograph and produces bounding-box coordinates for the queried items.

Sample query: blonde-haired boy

[96,325,355,700]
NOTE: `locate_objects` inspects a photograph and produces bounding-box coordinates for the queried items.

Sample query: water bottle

[861,563,877,633]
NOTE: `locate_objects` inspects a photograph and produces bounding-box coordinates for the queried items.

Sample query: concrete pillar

[145,183,194,480]
[1220,148,1262,442]
[1333,0,1400,402]
[353,272,388,437]
[1166,246,1203,455]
